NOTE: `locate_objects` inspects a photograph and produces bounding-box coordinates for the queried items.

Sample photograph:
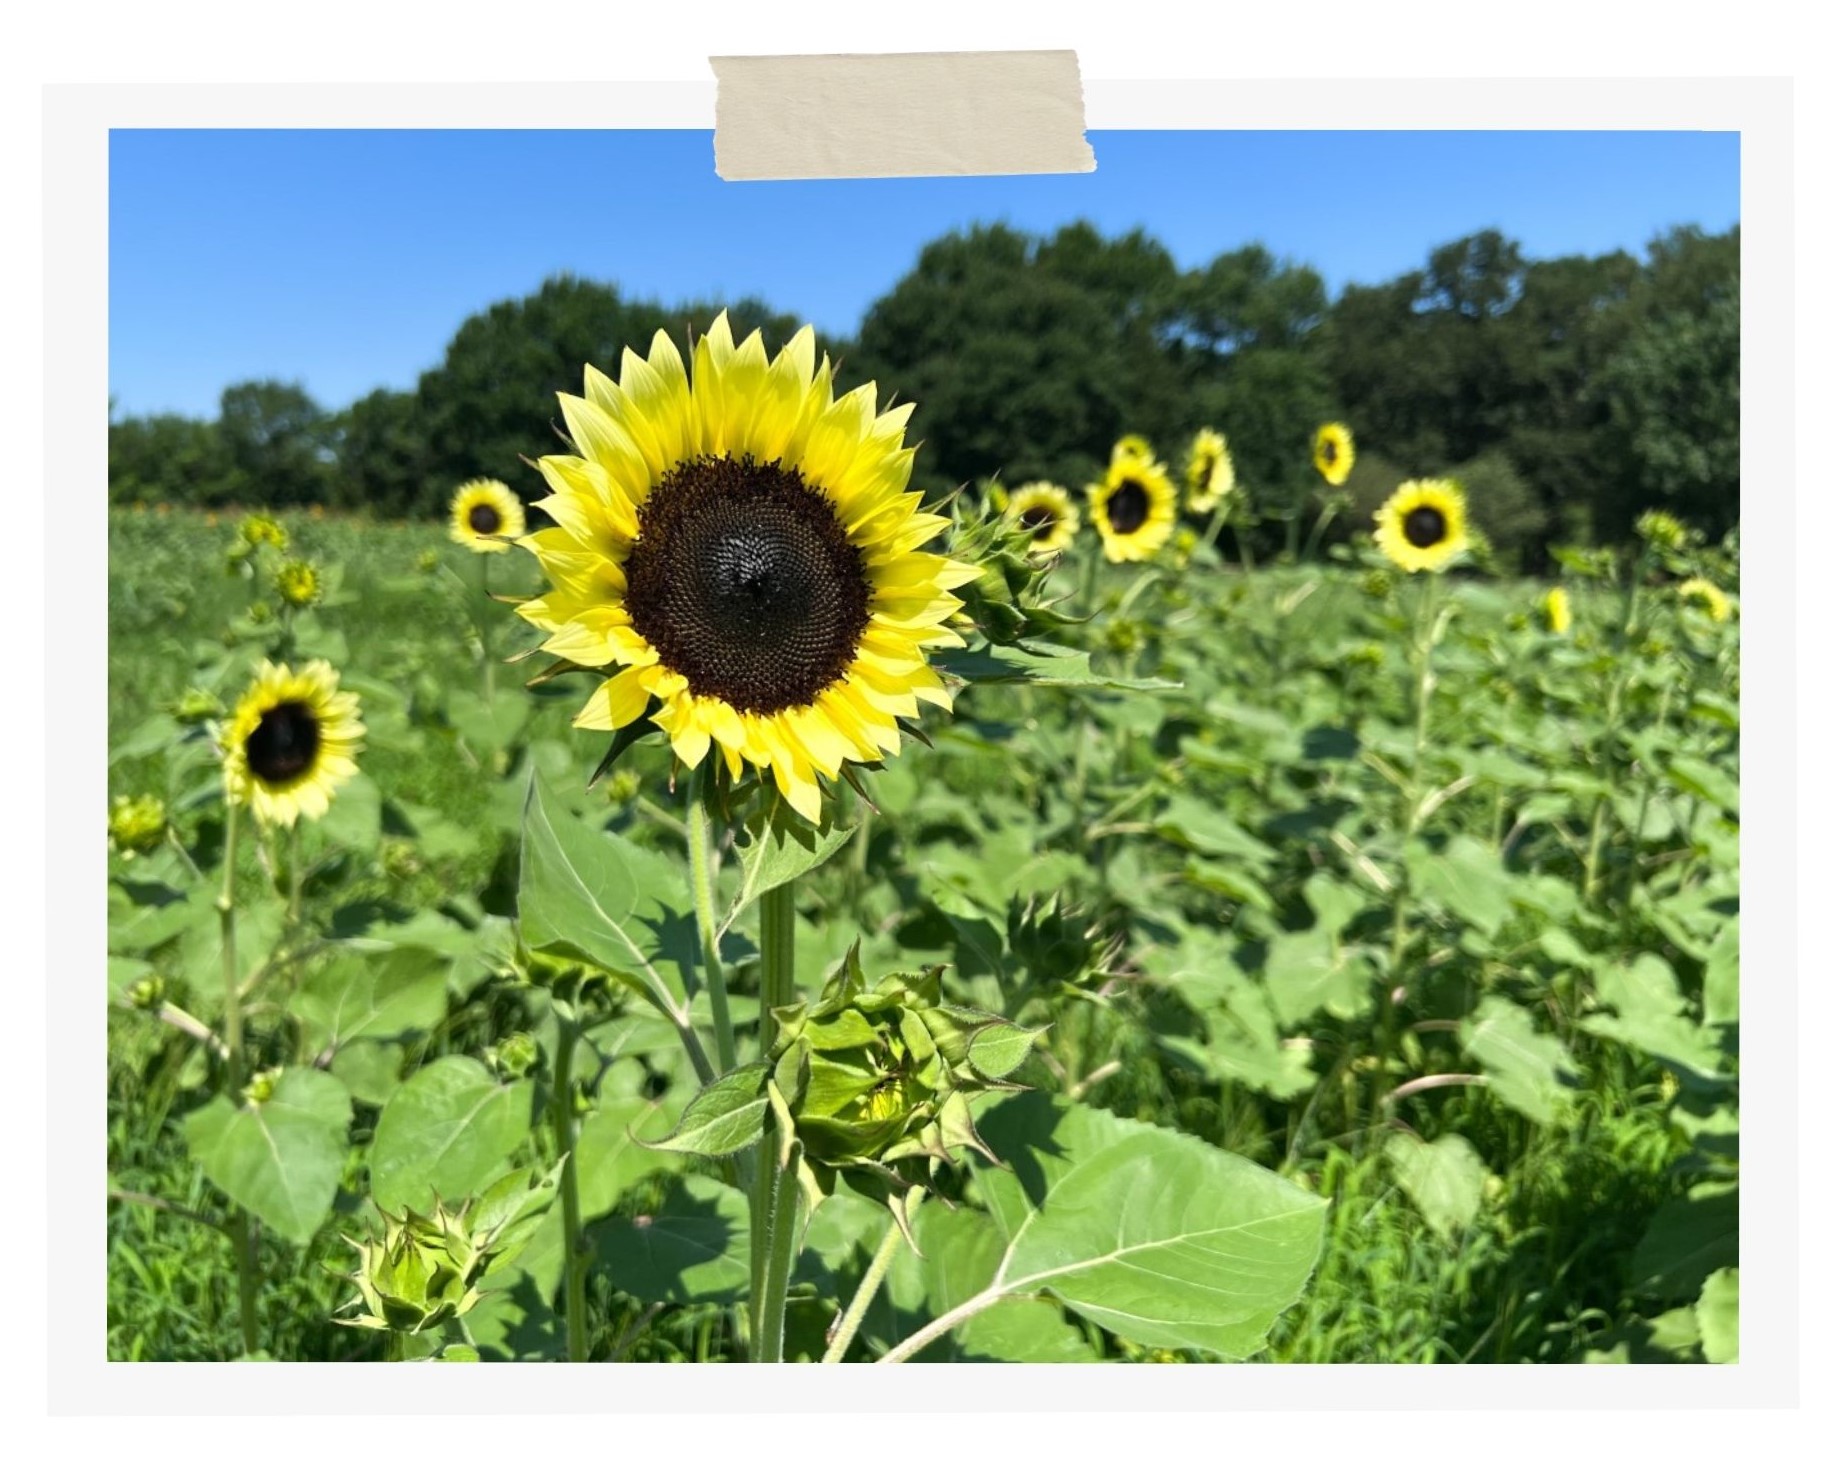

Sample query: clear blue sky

[109,129,1739,420]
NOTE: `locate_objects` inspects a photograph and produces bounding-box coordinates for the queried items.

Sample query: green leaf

[1154,795,1276,864]
[1263,930,1372,1029]
[935,637,1179,691]
[1665,755,1739,817]
[1632,1183,1738,1302]
[1408,836,1514,937]
[293,945,449,1051]
[643,1063,770,1157]
[316,770,382,855]
[368,1056,535,1214]
[183,1068,352,1244]
[592,1174,750,1305]
[1582,952,1729,1083]
[448,688,529,758]
[1696,1267,1739,1364]
[1383,1134,1487,1239]
[722,815,858,935]
[1459,998,1577,1125]
[952,1098,1326,1361]
[1704,920,1740,1027]
[516,773,687,1001]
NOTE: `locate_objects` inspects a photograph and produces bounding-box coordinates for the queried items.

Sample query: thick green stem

[552,995,590,1362]
[748,883,800,1362]
[822,1187,925,1364]
[216,802,260,1357]
[685,779,737,1073]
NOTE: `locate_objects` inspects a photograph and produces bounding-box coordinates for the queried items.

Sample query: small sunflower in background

[515,312,977,824]
[1678,577,1733,621]
[450,479,527,553]
[1541,586,1572,634]
[1087,448,1178,564]
[1112,434,1154,463]
[1006,482,1080,556]
[275,559,322,610]
[220,660,366,828]
[1184,429,1235,514]
[238,513,289,551]
[1374,479,1470,573]
[1312,423,1356,487]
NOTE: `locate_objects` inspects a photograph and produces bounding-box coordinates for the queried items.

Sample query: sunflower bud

[125,973,168,1011]
[275,559,323,610]
[238,514,290,551]
[947,495,1084,644]
[108,793,168,856]
[244,1067,281,1105]
[1359,568,1395,600]
[1006,894,1118,996]
[768,948,1041,1181]
[170,687,225,724]
[488,1031,539,1079]
[338,1165,560,1339]
[1635,509,1690,557]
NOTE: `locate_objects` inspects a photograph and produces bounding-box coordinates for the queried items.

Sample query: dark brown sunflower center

[1106,479,1151,534]
[468,503,502,535]
[1020,503,1057,538]
[1403,505,1447,548]
[624,454,872,714]
[1320,439,1338,464]
[245,701,320,785]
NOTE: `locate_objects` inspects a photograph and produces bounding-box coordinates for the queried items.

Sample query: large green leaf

[1408,836,1514,937]
[1582,953,1729,1083]
[369,1056,535,1214]
[722,815,858,935]
[293,945,449,1052]
[183,1068,353,1244]
[935,637,1179,691]
[1383,1133,1487,1240]
[1704,920,1740,1027]
[898,1098,1325,1362]
[1631,1182,1738,1302]
[1154,795,1276,864]
[516,774,688,999]
[1263,930,1371,1028]
[592,1174,750,1305]
[1460,998,1577,1125]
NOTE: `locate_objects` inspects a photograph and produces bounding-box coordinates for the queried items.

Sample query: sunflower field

[106,317,1740,1366]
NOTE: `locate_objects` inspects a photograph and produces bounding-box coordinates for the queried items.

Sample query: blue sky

[109,129,1739,420]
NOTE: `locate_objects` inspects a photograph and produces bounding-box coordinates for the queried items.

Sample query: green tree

[217,380,335,508]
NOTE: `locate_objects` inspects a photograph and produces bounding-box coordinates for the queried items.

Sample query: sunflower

[515,312,978,825]
[1313,423,1355,487]
[220,660,366,828]
[1184,428,1235,514]
[450,480,527,553]
[1678,577,1733,621]
[275,559,322,609]
[1006,482,1079,556]
[1112,434,1154,463]
[1087,448,1178,564]
[1541,586,1571,634]
[1374,479,1470,573]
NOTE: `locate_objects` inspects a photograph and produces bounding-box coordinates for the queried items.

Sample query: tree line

[108,221,1739,566]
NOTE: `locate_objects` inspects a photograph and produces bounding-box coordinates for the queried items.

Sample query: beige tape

[711,51,1094,182]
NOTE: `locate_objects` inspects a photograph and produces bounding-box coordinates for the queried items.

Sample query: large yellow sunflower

[450,479,527,553]
[1087,449,1177,564]
[1184,428,1235,514]
[220,660,365,828]
[1374,479,1470,573]
[1006,481,1080,556]
[515,312,978,824]
[1313,423,1356,487]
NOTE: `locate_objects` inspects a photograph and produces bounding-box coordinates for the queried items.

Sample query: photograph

[103,124,1742,1367]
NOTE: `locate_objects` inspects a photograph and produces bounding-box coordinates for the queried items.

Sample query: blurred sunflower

[1087,448,1177,564]
[1112,434,1154,463]
[450,480,527,553]
[220,660,366,828]
[275,559,322,609]
[1542,586,1571,634]
[238,513,289,550]
[1678,577,1733,621]
[515,312,978,824]
[1184,429,1234,514]
[1374,480,1469,573]
[1006,482,1079,556]
[1312,423,1355,487]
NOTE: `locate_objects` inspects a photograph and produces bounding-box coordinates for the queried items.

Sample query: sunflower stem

[685,776,736,1074]
[215,799,260,1358]
[749,881,801,1362]
[1199,503,1230,564]
[822,1185,925,1364]
[551,974,590,1363]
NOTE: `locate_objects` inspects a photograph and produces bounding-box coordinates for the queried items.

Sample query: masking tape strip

[712,51,1095,181]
